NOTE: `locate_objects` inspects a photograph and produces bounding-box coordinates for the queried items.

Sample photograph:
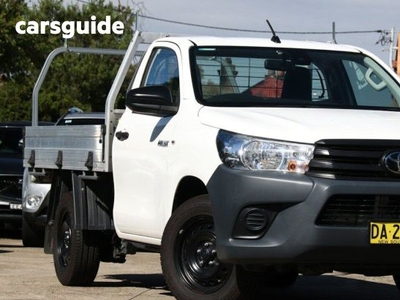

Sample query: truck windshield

[191,47,400,110]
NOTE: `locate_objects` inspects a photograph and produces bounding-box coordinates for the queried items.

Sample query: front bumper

[208,165,400,274]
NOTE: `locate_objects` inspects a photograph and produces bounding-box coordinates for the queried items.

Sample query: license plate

[10,203,22,210]
[370,222,400,244]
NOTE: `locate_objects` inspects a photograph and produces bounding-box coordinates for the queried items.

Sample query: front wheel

[161,195,259,300]
[53,192,100,286]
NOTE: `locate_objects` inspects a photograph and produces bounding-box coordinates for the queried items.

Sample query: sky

[111,0,400,66]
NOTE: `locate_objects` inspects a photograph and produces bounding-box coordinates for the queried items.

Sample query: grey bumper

[207,165,400,269]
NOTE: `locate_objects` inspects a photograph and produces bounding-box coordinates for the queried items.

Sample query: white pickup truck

[24,30,400,299]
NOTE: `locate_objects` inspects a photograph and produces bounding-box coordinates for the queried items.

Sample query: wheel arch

[172,176,208,212]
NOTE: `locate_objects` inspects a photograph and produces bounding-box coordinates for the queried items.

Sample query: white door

[113,46,180,241]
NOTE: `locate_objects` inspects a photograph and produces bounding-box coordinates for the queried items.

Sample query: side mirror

[126,86,178,116]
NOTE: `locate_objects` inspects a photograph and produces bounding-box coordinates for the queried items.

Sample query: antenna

[332,21,337,44]
[266,19,281,44]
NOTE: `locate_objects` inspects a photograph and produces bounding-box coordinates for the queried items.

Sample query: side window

[142,48,179,101]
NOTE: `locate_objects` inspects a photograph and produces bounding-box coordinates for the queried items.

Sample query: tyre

[262,268,298,288]
[161,195,260,300]
[22,216,44,247]
[53,192,100,286]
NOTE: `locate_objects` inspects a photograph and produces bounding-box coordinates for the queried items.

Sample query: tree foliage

[0,0,135,121]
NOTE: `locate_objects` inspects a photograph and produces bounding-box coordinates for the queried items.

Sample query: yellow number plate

[370,222,400,244]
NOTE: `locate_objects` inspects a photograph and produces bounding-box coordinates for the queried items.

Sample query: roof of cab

[154,36,361,53]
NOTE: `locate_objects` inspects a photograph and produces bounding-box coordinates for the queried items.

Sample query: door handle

[115,131,129,141]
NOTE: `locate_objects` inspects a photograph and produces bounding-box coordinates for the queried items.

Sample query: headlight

[216,130,314,173]
[25,194,43,209]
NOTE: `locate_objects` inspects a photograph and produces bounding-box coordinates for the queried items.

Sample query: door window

[142,48,179,101]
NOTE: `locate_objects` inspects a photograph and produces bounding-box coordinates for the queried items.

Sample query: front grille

[316,195,400,227]
[0,204,20,216]
[307,139,400,180]
[0,176,22,200]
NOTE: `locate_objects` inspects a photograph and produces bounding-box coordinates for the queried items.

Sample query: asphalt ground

[1,230,400,300]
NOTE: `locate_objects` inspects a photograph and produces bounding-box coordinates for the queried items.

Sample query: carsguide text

[15,15,124,39]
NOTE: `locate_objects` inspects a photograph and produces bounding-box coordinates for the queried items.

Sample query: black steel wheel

[161,195,259,300]
[177,214,232,292]
[53,192,100,286]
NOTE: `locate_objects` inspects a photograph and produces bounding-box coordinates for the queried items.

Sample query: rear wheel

[161,195,260,300]
[53,192,100,286]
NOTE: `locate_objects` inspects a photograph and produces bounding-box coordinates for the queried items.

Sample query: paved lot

[1,232,400,300]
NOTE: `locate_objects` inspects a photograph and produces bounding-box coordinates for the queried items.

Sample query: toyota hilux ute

[23,31,400,299]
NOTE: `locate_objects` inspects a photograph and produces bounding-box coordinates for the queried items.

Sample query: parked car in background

[22,111,104,246]
[21,168,50,246]
[0,122,29,231]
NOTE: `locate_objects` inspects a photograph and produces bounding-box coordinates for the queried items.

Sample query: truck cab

[113,36,400,298]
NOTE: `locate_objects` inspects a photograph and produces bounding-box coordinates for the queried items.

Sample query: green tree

[0,0,135,121]
[0,0,36,121]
